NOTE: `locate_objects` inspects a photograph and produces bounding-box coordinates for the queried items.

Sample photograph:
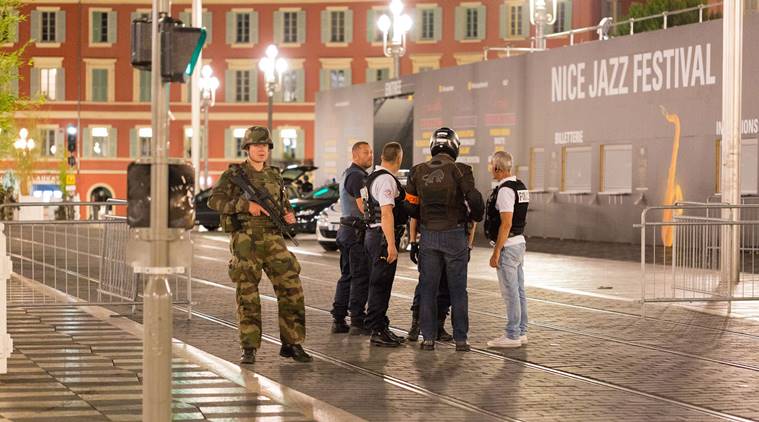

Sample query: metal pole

[267,85,274,133]
[144,0,173,419]
[203,103,209,187]
[392,53,400,79]
[191,0,202,193]
[535,10,546,50]
[720,0,743,302]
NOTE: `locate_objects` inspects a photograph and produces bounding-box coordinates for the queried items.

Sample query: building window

[184,127,193,159]
[88,126,115,158]
[465,8,478,39]
[421,9,435,40]
[375,68,389,81]
[91,68,108,102]
[138,128,151,157]
[601,144,632,193]
[330,11,345,42]
[41,11,56,42]
[510,5,523,36]
[330,70,346,89]
[236,13,250,43]
[283,11,298,43]
[39,128,58,157]
[562,146,592,193]
[91,11,115,44]
[280,128,298,161]
[233,128,246,158]
[282,69,298,102]
[235,70,251,102]
[40,68,57,100]
[554,2,567,33]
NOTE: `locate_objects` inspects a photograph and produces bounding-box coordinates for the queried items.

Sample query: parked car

[316,202,340,251]
[281,164,318,199]
[288,183,339,233]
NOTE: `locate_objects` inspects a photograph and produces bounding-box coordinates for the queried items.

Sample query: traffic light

[131,16,207,83]
[66,125,77,153]
[127,162,195,229]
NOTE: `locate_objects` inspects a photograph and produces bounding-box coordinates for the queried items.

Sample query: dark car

[288,183,339,233]
[281,164,318,199]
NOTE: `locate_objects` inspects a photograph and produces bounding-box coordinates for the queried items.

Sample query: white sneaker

[520,335,528,345]
[487,335,522,348]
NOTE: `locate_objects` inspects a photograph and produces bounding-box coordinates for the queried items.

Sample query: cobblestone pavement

[8,226,759,421]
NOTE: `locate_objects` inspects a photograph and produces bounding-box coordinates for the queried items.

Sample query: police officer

[209,126,312,364]
[363,142,409,347]
[330,141,373,335]
[405,128,484,351]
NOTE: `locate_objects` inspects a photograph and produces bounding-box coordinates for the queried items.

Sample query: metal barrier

[1,201,192,318]
[639,203,759,315]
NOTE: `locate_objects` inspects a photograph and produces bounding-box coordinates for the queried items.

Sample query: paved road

[7,225,759,421]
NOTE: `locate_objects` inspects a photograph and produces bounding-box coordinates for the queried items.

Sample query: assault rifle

[229,170,299,247]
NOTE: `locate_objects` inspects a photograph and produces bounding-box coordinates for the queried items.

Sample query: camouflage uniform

[208,130,306,351]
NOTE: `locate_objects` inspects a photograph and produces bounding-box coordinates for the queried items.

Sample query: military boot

[280,344,313,363]
[240,348,256,364]
[407,306,420,341]
[331,319,350,334]
[437,315,453,342]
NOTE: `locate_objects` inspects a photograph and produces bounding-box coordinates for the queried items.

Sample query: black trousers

[331,226,371,323]
[364,227,401,331]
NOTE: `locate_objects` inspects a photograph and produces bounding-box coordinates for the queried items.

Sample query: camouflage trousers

[229,228,306,350]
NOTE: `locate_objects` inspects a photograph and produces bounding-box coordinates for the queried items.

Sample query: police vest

[339,164,367,219]
[412,155,470,231]
[484,179,529,243]
[363,169,408,227]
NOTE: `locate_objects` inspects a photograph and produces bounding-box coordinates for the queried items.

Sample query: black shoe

[455,341,471,352]
[420,340,435,350]
[331,319,350,333]
[386,328,406,343]
[437,318,453,342]
[240,348,256,364]
[280,344,313,363]
[349,325,372,336]
[370,330,401,347]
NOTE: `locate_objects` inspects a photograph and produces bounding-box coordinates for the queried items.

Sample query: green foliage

[615,0,717,36]
[0,0,31,159]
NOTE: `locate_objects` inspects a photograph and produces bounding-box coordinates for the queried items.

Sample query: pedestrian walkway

[0,277,359,422]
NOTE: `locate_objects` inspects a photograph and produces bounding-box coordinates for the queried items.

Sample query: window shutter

[454,7,465,41]
[433,7,442,41]
[500,4,507,39]
[296,11,306,44]
[31,11,41,42]
[92,12,102,43]
[366,9,375,42]
[224,128,234,159]
[225,69,235,102]
[130,129,138,158]
[476,6,486,40]
[271,128,282,160]
[107,11,117,43]
[319,68,329,91]
[321,10,329,44]
[139,70,151,102]
[130,12,141,24]
[109,127,118,157]
[30,68,40,97]
[295,68,305,102]
[563,0,573,33]
[203,11,213,44]
[249,70,258,103]
[9,68,18,95]
[273,11,283,44]
[55,68,65,101]
[343,68,352,86]
[250,11,259,44]
[8,11,18,43]
[521,5,530,37]
[366,68,376,83]
[296,128,305,160]
[55,11,66,43]
[83,128,91,158]
[345,10,353,43]
[412,8,421,41]
[225,12,234,44]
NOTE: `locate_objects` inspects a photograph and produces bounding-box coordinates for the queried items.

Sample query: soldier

[404,127,484,351]
[209,126,312,365]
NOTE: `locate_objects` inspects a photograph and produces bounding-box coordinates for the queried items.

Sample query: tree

[0,0,31,159]
[615,0,718,36]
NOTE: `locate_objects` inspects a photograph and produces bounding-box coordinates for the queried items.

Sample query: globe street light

[259,45,288,133]
[529,0,558,50]
[198,65,219,189]
[14,128,35,153]
[378,0,413,79]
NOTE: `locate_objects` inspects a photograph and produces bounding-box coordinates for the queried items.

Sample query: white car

[316,201,340,251]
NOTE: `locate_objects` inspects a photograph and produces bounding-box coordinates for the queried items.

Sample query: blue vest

[339,164,367,219]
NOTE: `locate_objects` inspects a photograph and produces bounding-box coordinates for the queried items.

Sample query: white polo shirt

[368,165,400,228]
[495,176,526,247]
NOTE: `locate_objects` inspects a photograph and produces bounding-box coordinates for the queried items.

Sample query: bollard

[0,223,14,374]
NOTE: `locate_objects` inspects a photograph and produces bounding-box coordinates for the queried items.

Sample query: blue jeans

[418,227,469,342]
[496,243,528,340]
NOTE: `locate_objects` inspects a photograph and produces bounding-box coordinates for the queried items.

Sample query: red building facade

[4,0,627,201]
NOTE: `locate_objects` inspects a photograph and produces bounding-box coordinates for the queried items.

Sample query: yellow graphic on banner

[660,105,684,248]
[416,140,429,147]
[459,147,471,155]
[458,130,475,138]
[490,128,511,137]
[66,174,76,185]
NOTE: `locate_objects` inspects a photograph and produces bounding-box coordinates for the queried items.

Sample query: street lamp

[378,0,413,79]
[529,0,558,50]
[258,45,288,134]
[13,128,35,153]
[198,65,219,189]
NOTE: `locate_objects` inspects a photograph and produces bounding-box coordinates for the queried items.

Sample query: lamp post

[377,0,412,79]
[198,65,219,189]
[529,0,558,50]
[13,128,35,154]
[259,45,288,134]
[14,128,35,196]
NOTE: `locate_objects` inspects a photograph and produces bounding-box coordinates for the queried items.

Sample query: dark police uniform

[330,163,371,333]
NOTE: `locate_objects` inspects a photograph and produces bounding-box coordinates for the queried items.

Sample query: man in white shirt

[484,151,529,348]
